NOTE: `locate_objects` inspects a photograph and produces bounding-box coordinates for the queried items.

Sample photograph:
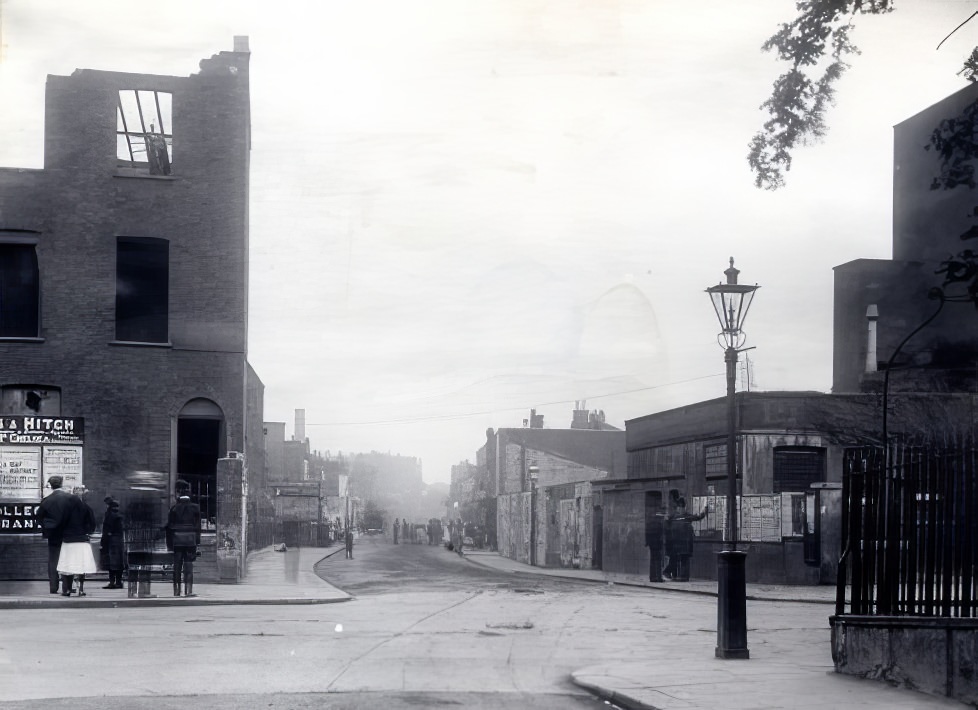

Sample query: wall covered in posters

[0,417,84,532]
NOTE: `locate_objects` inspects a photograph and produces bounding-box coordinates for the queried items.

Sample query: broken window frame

[116,90,173,175]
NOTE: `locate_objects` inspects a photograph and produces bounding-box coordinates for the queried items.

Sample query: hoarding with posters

[0,417,84,532]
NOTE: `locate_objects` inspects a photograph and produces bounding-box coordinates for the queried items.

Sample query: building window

[0,385,61,415]
[773,446,825,493]
[117,90,173,175]
[116,237,168,343]
[704,444,726,479]
[0,243,39,337]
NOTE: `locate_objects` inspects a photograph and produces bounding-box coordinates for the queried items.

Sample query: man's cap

[47,475,63,488]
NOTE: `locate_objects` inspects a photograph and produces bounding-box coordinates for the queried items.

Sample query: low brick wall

[830,615,978,705]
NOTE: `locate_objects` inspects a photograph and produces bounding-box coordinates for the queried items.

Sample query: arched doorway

[176,398,224,527]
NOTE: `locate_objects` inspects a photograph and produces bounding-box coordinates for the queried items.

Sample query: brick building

[0,39,263,579]
[489,407,626,568]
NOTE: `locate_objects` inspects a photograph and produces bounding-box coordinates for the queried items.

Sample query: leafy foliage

[749,1,893,190]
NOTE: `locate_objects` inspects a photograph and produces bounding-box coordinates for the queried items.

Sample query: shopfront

[0,415,84,533]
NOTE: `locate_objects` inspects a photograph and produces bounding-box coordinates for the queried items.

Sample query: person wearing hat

[99,496,125,589]
[166,481,201,597]
[34,475,75,594]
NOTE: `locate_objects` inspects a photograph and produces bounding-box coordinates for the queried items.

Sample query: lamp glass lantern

[707,258,759,350]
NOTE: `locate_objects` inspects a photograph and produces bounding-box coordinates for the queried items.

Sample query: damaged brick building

[0,39,264,581]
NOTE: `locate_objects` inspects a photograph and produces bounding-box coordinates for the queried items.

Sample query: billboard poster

[0,447,42,501]
[43,446,84,491]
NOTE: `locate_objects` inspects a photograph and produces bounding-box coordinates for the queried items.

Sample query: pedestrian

[34,475,75,594]
[393,517,399,545]
[345,526,354,559]
[454,519,464,557]
[662,489,683,580]
[56,486,97,596]
[166,481,201,597]
[668,498,709,582]
[99,496,125,589]
[645,499,666,583]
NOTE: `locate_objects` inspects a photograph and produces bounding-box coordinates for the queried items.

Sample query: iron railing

[837,443,978,617]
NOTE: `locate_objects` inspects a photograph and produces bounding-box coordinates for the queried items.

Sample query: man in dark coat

[100,497,126,589]
[668,498,709,582]
[645,499,666,583]
[34,475,74,594]
[345,527,354,559]
[166,482,201,597]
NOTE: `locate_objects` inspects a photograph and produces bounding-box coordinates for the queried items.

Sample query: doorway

[176,399,223,526]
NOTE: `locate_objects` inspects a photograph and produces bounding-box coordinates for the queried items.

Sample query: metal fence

[837,443,978,617]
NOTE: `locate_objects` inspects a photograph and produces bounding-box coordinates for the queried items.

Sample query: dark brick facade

[0,40,264,580]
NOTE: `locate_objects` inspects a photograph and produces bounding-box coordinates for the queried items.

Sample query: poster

[43,446,84,490]
[0,447,42,501]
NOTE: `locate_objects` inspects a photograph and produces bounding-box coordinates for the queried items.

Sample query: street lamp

[706,256,758,660]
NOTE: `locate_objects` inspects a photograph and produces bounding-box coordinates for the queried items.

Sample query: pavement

[0,544,351,609]
[0,544,963,709]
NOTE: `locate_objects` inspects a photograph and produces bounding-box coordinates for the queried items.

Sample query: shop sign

[0,416,84,445]
[0,503,41,533]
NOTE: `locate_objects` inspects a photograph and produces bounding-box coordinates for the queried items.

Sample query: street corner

[570,662,697,710]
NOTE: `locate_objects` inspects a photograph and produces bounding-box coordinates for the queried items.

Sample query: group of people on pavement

[35,474,203,598]
[645,490,709,583]
[35,475,98,596]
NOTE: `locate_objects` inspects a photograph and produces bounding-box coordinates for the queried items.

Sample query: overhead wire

[303,372,726,427]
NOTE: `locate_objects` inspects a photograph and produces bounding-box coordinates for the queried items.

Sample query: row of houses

[452,82,978,585]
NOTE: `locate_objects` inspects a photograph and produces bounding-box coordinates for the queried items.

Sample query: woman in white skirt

[57,487,98,596]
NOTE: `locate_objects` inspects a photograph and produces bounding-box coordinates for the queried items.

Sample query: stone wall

[830,615,978,705]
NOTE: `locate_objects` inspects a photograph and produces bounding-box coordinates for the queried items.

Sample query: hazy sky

[1,1,974,483]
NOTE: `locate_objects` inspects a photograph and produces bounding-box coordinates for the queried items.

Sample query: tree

[748,1,978,191]
[748,1,886,190]
[751,2,978,309]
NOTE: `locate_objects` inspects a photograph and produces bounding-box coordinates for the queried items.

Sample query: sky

[1,1,975,483]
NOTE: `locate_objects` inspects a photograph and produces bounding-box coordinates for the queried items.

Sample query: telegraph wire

[303,372,725,427]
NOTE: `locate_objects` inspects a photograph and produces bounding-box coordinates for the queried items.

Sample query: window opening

[117,90,172,175]
[773,447,825,493]
[115,237,168,343]
[0,243,40,337]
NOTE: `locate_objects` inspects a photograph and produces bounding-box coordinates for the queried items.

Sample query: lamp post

[706,257,758,660]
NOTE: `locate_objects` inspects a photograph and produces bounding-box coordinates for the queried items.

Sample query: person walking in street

[34,475,75,594]
[393,517,399,544]
[56,486,97,596]
[166,481,201,597]
[99,496,125,589]
[345,526,354,559]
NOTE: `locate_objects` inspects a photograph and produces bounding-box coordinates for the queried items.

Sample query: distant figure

[166,481,201,597]
[667,498,708,582]
[99,496,125,589]
[393,518,399,545]
[56,487,97,596]
[454,519,465,557]
[35,475,74,595]
[645,500,666,583]
[345,527,354,559]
